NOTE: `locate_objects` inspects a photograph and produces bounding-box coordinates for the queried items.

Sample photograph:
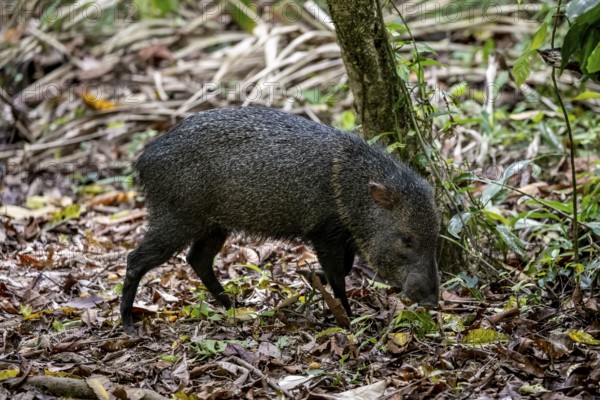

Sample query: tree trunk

[326,0,465,276]
[326,0,416,160]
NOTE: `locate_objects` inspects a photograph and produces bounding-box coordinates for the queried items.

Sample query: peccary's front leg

[312,239,354,317]
[121,230,182,334]
[187,230,231,309]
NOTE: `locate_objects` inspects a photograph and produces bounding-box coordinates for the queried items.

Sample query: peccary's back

[136,108,362,238]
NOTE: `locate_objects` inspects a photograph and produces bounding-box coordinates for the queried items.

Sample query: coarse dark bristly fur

[121,107,440,334]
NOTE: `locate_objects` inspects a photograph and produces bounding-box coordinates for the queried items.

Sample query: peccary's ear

[369,182,398,210]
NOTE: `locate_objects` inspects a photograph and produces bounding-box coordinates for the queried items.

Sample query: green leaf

[483,38,495,62]
[560,3,600,76]
[0,370,19,380]
[561,23,588,71]
[394,310,437,337]
[338,110,356,131]
[388,332,412,346]
[306,369,325,376]
[448,211,473,238]
[386,142,405,153]
[152,0,179,15]
[495,70,510,91]
[226,307,257,321]
[243,263,261,273]
[496,225,527,256]
[520,384,550,394]
[26,196,48,210]
[513,218,545,230]
[572,90,600,100]
[481,160,537,206]
[275,336,289,350]
[533,112,544,123]
[581,29,600,74]
[530,22,548,51]
[566,0,600,20]
[397,64,410,82]
[515,204,549,217]
[586,222,600,235]
[227,0,257,33]
[52,321,65,332]
[463,328,508,345]
[513,50,534,86]
[568,330,600,345]
[481,183,504,206]
[367,131,395,145]
[315,327,345,339]
[387,22,409,33]
[40,0,61,27]
[502,160,537,181]
[135,0,179,18]
[585,40,600,73]
[20,304,33,318]
[536,198,575,213]
[481,0,492,15]
[415,58,445,68]
[44,204,83,231]
[193,339,228,356]
[512,22,547,86]
[414,42,438,55]
[575,2,600,25]
[161,355,181,363]
[449,82,468,97]
[442,313,466,333]
[481,208,510,225]
[300,88,320,104]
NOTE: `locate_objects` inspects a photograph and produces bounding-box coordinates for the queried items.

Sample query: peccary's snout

[402,262,440,306]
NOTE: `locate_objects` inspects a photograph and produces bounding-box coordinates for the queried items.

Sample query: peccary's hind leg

[344,244,356,276]
[121,228,186,334]
[187,229,231,309]
[312,239,353,318]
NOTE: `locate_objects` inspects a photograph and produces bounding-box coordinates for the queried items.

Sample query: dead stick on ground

[310,273,350,327]
[2,376,169,400]
[230,356,294,398]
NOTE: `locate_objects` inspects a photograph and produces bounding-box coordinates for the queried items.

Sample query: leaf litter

[1,182,599,398]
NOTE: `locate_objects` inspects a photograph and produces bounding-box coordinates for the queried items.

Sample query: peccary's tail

[131,155,150,202]
[132,142,175,208]
[133,153,149,189]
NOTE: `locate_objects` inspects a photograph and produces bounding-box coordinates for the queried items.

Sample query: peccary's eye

[399,235,412,247]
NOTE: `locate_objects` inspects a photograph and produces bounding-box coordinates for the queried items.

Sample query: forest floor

[1,1,600,399]
[1,186,599,399]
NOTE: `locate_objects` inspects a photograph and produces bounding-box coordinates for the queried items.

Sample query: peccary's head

[365,181,440,306]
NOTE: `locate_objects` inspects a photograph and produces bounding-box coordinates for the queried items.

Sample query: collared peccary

[121,107,440,333]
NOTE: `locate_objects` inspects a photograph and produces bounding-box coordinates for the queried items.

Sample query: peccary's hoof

[419,300,438,308]
[122,321,137,336]
[229,299,246,309]
[121,312,137,335]
[218,295,234,310]
[398,292,439,310]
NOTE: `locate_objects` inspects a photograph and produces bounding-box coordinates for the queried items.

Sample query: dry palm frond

[1,0,598,166]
